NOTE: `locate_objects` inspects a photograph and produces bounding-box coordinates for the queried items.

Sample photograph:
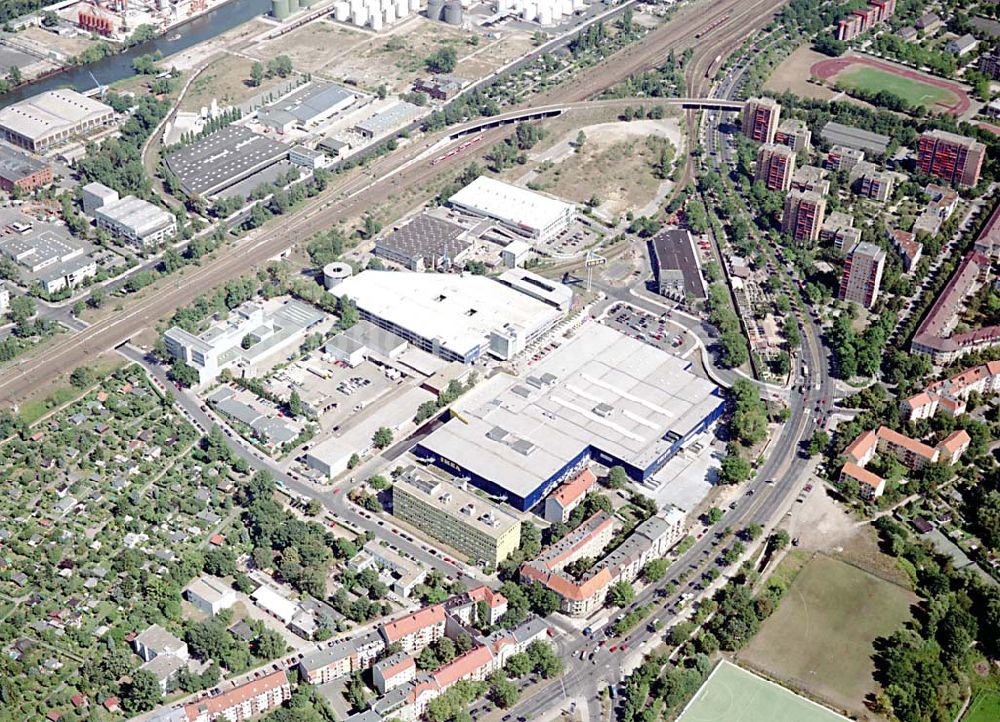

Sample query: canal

[0,0,271,108]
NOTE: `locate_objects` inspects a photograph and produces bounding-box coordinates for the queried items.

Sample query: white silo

[572,0,584,9]
[521,2,535,20]
[335,1,349,19]
[383,4,395,23]
[353,5,368,25]
[323,262,353,290]
[396,0,408,17]
[560,0,572,15]
[538,3,552,24]
[371,11,383,29]
[409,0,420,10]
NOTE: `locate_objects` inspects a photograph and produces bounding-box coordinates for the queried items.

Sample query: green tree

[424,46,458,73]
[706,507,724,525]
[719,453,751,485]
[372,427,393,449]
[607,580,635,607]
[606,465,628,489]
[69,366,94,389]
[168,359,200,388]
[121,669,162,714]
[642,558,669,582]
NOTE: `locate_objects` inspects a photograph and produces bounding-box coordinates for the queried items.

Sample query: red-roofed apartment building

[184,669,290,722]
[840,426,971,500]
[901,361,1000,420]
[373,652,417,694]
[379,604,446,654]
[543,468,597,523]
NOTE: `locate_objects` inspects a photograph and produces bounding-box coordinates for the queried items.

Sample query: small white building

[134,624,188,664]
[81,181,119,215]
[94,195,177,249]
[501,240,531,268]
[251,584,300,625]
[185,575,237,616]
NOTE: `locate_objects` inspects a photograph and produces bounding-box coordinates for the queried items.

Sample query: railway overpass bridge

[446,97,745,140]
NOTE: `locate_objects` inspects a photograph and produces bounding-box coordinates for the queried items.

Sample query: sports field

[964,690,1000,722]
[677,661,849,722]
[834,66,958,109]
[738,554,915,715]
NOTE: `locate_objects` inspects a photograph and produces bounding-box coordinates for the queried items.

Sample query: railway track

[0,0,790,404]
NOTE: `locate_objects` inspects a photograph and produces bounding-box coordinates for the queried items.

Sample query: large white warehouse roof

[448,176,574,240]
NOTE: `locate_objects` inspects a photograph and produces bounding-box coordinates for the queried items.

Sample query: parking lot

[600,302,698,359]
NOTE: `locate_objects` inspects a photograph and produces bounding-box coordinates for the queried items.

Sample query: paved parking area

[634,430,723,513]
[600,302,698,359]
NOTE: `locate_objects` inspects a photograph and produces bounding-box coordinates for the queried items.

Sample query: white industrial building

[0,89,114,152]
[448,176,574,244]
[414,322,725,511]
[0,231,98,294]
[259,81,357,132]
[333,270,566,364]
[82,181,121,215]
[93,194,177,249]
[185,575,238,616]
[163,298,328,386]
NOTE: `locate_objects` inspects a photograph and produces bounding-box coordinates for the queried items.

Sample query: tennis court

[677,661,850,722]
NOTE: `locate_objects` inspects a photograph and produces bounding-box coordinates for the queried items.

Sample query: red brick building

[0,146,52,193]
[917,130,985,188]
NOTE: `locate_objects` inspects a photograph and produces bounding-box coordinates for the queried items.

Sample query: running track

[810,54,971,115]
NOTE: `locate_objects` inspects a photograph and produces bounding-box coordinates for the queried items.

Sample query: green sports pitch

[833,66,957,109]
[677,661,850,722]
[964,690,1000,722]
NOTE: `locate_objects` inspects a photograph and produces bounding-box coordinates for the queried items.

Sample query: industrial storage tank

[409,0,421,12]
[288,0,300,11]
[426,0,444,20]
[323,262,353,290]
[271,0,290,19]
[443,0,462,24]
[371,12,383,30]
[334,1,349,19]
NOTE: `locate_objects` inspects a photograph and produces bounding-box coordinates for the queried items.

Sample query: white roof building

[448,176,574,243]
[251,584,299,625]
[334,270,565,364]
[93,195,177,248]
[0,89,114,152]
[185,575,238,616]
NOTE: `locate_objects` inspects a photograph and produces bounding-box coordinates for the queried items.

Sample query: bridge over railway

[446,98,745,140]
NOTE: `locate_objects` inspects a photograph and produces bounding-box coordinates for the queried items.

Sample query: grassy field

[678,661,849,722]
[738,554,916,717]
[833,66,957,109]
[964,691,1000,722]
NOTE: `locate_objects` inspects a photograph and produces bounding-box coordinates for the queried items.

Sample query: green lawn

[738,554,916,716]
[834,66,957,109]
[678,661,849,722]
[964,691,1000,722]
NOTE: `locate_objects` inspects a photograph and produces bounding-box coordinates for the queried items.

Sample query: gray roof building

[649,229,706,300]
[820,122,890,155]
[259,81,356,131]
[166,125,289,197]
[354,102,424,139]
[375,214,471,270]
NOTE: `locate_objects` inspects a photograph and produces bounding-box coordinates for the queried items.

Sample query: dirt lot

[20,25,98,59]
[292,16,535,94]
[789,483,912,588]
[740,552,916,720]
[765,45,840,101]
[522,118,683,217]
[179,54,262,112]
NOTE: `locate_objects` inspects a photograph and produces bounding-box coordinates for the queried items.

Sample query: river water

[0,0,271,108]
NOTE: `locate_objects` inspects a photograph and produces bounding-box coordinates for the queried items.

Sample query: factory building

[0,145,52,192]
[448,176,574,244]
[163,299,327,386]
[0,89,114,152]
[649,229,706,301]
[259,81,357,132]
[414,323,724,511]
[391,467,522,568]
[166,125,289,198]
[93,193,177,249]
[333,270,566,364]
[374,214,472,271]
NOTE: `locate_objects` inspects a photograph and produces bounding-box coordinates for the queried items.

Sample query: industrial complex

[414,323,725,511]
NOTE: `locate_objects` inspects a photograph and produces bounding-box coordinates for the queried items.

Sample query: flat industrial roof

[166,125,289,197]
[259,81,355,127]
[448,176,574,235]
[94,196,174,236]
[0,144,48,182]
[0,89,112,142]
[820,122,889,154]
[395,469,520,540]
[417,322,722,499]
[649,229,706,299]
[355,101,424,137]
[335,270,563,361]
[376,214,470,266]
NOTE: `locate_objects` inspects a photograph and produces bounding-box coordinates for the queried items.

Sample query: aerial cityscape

[0,0,999,721]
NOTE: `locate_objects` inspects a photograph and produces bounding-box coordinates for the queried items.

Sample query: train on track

[694,14,729,38]
[430,134,484,166]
